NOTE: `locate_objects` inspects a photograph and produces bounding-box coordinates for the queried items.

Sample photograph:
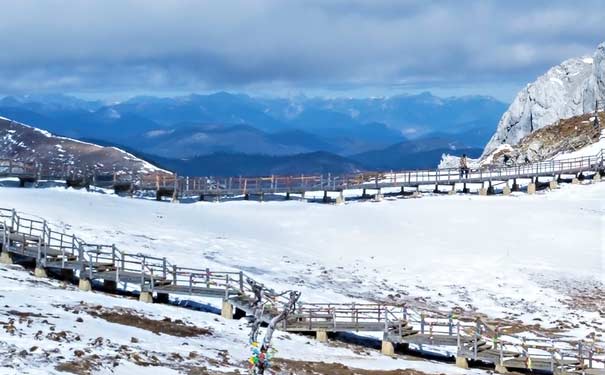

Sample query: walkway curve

[1,206,604,374]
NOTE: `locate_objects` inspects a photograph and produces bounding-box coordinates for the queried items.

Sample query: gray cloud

[0,0,602,98]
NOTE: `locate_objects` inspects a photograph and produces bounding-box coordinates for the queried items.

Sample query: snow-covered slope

[0,265,485,374]
[0,179,602,343]
[0,116,169,177]
[483,42,605,156]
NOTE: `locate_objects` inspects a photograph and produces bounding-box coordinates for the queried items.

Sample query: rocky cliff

[483,42,605,156]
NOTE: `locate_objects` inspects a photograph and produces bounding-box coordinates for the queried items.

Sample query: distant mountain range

[352,138,482,170]
[147,151,366,177]
[0,92,506,176]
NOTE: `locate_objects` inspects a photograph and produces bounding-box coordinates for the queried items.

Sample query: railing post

[140,257,144,288]
[41,220,47,245]
[225,274,230,299]
[88,249,93,279]
[239,271,244,292]
[456,321,461,355]
[420,313,425,334]
[473,329,478,359]
[550,341,555,372]
[114,248,120,283]
[448,312,453,336]
[522,337,528,369]
[78,243,84,273]
[162,257,167,279]
[172,265,177,285]
[37,234,42,266]
[205,267,210,288]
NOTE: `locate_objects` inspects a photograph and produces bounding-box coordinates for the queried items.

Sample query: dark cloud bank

[0,0,602,98]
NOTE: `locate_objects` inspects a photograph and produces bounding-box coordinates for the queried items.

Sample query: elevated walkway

[0,206,603,374]
[1,149,604,202]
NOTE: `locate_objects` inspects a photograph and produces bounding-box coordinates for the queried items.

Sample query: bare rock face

[0,116,170,178]
[582,43,605,111]
[483,112,603,166]
[483,42,605,156]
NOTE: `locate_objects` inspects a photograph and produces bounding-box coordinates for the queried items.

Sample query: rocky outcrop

[482,112,603,166]
[483,42,605,156]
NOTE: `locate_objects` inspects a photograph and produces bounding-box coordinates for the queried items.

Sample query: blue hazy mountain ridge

[351,137,483,170]
[0,94,104,113]
[112,92,286,132]
[291,92,506,136]
[133,123,328,158]
[0,92,506,174]
[143,151,367,177]
[0,91,505,145]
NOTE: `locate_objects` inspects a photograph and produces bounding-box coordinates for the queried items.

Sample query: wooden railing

[1,149,603,199]
[147,148,605,195]
[0,207,603,373]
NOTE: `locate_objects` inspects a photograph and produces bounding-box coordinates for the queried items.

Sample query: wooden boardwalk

[2,148,604,202]
[0,208,603,374]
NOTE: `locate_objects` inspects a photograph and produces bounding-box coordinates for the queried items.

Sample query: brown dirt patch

[272,359,439,375]
[55,355,104,375]
[6,310,46,319]
[88,308,212,337]
[521,111,602,153]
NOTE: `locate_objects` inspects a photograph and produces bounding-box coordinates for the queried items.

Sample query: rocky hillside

[0,116,169,178]
[482,111,603,166]
[439,110,603,169]
[483,42,605,156]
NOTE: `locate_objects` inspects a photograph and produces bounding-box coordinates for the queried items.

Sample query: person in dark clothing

[459,154,470,178]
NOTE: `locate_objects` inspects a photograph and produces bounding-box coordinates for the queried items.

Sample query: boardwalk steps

[1,149,604,202]
[0,208,603,374]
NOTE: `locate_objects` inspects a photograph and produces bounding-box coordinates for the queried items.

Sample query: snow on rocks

[0,116,170,177]
[484,42,605,156]
[437,153,480,170]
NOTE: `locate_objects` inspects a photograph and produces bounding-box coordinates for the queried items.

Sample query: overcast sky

[0,0,603,101]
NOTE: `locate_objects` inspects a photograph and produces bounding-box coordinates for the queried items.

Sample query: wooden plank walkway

[2,149,604,201]
[0,208,604,374]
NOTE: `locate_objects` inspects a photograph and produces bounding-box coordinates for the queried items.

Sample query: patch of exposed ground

[55,352,239,375]
[486,111,604,165]
[55,355,108,375]
[62,302,213,337]
[272,358,448,375]
[531,275,605,339]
